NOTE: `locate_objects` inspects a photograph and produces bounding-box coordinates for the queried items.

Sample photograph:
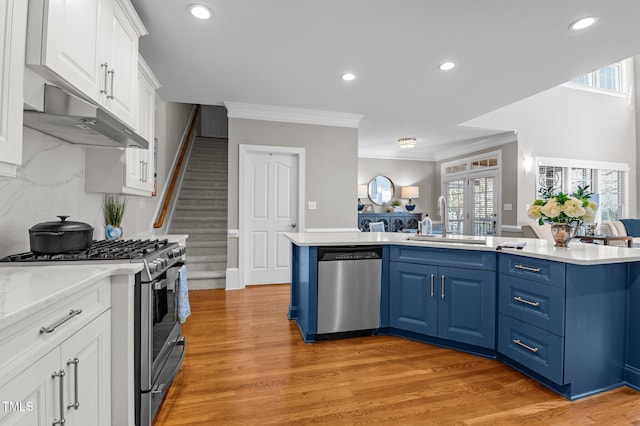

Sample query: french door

[443,171,498,236]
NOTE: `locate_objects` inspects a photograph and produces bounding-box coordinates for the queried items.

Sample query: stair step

[188,254,227,262]
[188,262,227,272]
[187,240,227,248]
[187,278,226,290]
[172,217,226,224]
[175,205,227,212]
[188,270,226,279]
[187,247,227,256]
[176,198,227,207]
[173,231,226,241]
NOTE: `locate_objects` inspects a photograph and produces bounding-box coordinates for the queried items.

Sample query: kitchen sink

[406,234,488,245]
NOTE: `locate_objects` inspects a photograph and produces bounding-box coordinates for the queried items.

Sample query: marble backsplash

[0,128,156,257]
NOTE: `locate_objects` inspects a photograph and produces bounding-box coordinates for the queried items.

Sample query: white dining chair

[369,221,386,232]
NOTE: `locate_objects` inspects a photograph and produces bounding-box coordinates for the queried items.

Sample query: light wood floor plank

[153,285,640,425]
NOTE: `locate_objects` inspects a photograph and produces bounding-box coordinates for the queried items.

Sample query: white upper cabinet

[0,0,29,177]
[126,56,161,193]
[26,0,146,128]
[85,56,160,196]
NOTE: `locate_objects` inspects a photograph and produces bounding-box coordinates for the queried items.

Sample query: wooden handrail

[153,105,201,229]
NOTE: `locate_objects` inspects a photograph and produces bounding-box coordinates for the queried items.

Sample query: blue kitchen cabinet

[389,246,496,350]
[389,262,437,336]
[497,254,628,400]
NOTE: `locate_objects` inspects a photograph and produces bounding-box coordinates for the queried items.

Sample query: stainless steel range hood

[23,85,148,149]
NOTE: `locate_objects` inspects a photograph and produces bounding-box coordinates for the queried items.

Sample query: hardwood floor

[153,285,640,425]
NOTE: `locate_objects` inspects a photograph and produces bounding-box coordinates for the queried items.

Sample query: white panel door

[245,151,298,285]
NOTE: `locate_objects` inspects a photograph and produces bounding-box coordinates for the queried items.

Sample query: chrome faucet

[438,195,450,236]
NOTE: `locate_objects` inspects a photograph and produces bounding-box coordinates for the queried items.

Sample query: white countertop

[129,232,189,243]
[0,263,143,330]
[284,232,640,265]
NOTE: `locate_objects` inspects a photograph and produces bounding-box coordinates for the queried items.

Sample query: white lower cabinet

[0,311,111,425]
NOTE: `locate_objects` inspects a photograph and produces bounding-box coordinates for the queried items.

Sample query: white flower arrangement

[528,186,597,225]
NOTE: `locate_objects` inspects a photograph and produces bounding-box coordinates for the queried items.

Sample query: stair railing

[153,104,201,229]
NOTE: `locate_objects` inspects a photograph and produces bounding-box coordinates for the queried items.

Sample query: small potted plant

[389,199,403,213]
[102,195,127,240]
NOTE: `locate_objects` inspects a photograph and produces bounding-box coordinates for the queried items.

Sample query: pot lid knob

[57,215,70,222]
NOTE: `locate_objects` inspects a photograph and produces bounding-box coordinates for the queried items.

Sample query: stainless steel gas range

[1,238,187,426]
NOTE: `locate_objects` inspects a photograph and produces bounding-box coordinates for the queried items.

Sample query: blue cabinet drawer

[499,254,565,287]
[499,274,565,336]
[390,246,496,271]
[498,314,564,385]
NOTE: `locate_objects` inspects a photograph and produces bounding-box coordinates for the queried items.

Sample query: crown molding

[224,102,363,128]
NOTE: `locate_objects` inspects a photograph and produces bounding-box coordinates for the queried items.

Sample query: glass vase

[550,223,575,247]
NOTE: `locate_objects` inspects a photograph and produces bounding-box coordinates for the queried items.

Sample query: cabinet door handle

[40,309,82,334]
[513,338,539,353]
[441,274,445,300]
[514,296,540,307]
[67,357,80,410]
[107,69,115,99]
[52,369,66,425]
[429,274,434,299]
[514,264,541,273]
[100,63,109,94]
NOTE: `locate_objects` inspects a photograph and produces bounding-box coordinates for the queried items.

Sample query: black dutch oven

[29,216,94,254]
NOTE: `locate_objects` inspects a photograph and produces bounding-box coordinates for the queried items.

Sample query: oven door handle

[151,337,186,394]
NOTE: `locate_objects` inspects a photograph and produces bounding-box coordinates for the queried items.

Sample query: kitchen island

[0,264,142,425]
[286,232,640,400]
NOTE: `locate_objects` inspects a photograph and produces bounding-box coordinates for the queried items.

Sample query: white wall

[466,79,636,224]
[0,101,192,257]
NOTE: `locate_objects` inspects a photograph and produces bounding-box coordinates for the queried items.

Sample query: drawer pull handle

[513,338,539,353]
[67,357,80,410]
[40,309,83,334]
[514,264,541,273]
[514,296,540,307]
[430,274,434,299]
[52,369,66,425]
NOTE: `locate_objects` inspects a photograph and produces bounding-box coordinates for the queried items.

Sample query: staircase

[169,137,228,289]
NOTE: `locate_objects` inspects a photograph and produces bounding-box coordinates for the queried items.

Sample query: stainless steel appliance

[316,246,382,335]
[23,84,149,149]
[1,238,187,426]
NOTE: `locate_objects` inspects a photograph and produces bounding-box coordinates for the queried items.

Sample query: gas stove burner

[0,238,173,262]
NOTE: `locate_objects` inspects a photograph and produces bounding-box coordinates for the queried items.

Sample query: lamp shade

[401,186,419,199]
[357,184,368,198]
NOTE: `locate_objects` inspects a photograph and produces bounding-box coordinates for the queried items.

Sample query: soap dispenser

[422,214,432,235]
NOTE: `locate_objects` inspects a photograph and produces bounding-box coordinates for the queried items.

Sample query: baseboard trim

[225,268,242,290]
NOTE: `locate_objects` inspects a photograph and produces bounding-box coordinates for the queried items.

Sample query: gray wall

[358,158,436,217]
[226,118,359,268]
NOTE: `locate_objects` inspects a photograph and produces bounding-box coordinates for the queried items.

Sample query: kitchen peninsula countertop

[284,232,640,265]
[0,263,143,330]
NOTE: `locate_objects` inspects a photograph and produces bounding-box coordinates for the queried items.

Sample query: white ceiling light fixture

[397,138,417,148]
[569,17,598,31]
[341,72,356,81]
[189,4,213,20]
[439,61,456,71]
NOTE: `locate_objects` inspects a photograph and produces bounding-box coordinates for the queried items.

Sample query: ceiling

[131,0,640,160]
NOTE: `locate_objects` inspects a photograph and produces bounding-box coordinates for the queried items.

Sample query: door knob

[291,224,297,228]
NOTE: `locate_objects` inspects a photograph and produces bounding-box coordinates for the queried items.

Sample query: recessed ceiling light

[341,73,356,81]
[439,62,456,71]
[569,17,598,31]
[189,4,213,20]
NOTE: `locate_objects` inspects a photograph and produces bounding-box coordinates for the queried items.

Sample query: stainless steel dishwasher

[317,246,382,335]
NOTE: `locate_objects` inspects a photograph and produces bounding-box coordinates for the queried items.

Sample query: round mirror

[368,175,395,205]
